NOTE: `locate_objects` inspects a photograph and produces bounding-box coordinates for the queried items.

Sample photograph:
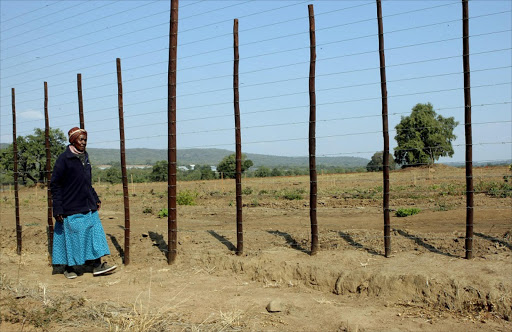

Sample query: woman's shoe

[93,262,117,276]
[64,269,77,279]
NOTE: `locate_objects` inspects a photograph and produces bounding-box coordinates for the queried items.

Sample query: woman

[51,127,116,279]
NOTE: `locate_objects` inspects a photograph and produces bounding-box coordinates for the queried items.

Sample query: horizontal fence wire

[0,1,510,260]
[0,5,510,102]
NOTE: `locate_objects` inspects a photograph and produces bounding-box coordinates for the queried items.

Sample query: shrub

[177,190,198,206]
[282,190,304,200]
[395,207,421,217]
[435,202,451,211]
[439,183,462,196]
[475,181,512,198]
[242,186,253,195]
[157,208,167,218]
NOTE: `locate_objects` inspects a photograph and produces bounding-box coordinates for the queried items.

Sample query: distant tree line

[0,102,462,185]
[89,155,367,185]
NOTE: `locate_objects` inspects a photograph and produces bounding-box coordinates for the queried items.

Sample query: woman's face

[73,134,87,152]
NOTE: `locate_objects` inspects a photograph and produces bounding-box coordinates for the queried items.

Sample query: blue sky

[1,0,511,163]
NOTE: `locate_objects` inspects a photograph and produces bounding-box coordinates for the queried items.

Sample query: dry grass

[0,272,186,332]
[93,301,181,332]
[187,307,248,332]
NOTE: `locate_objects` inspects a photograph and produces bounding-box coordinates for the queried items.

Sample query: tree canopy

[394,103,458,167]
[367,151,396,172]
[254,166,270,177]
[149,160,168,182]
[0,128,66,185]
[216,153,253,179]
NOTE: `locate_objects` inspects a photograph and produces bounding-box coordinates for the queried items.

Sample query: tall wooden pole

[77,73,85,129]
[462,0,474,259]
[117,58,130,265]
[376,0,391,257]
[12,88,22,255]
[308,4,318,256]
[44,82,54,258]
[233,18,243,256]
[168,0,179,264]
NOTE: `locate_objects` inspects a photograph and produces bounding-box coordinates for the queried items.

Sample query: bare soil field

[1,165,511,331]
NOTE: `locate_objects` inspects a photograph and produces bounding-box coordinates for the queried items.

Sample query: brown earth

[1,165,511,331]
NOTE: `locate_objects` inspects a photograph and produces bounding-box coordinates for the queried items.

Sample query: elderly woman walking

[51,127,116,279]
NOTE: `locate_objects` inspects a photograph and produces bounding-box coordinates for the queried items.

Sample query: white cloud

[18,110,43,120]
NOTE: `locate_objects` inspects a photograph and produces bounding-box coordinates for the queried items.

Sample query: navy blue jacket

[51,146,100,217]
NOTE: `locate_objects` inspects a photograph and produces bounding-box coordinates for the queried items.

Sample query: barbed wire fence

[1,0,511,264]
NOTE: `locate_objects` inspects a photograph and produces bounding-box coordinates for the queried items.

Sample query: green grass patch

[439,183,464,196]
[435,202,452,211]
[395,207,421,217]
[280,189,305,200]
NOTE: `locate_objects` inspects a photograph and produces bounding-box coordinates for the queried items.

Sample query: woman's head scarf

[68,127,87,143]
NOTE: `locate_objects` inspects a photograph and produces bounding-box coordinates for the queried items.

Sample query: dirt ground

[1,165,511,331]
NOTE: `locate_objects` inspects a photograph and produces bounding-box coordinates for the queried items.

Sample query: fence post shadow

[106,233,125,263]
[475,232,512,251]
[267,230,308,253]
[393,228,459,258]
[338,232,384,257]
[148,231,169,258]
[207,230,236,252]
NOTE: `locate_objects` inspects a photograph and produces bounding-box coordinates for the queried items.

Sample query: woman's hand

[56,215,64,222]
[97,202,101,211]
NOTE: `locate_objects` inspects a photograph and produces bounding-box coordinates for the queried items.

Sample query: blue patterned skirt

[52,211,110,266]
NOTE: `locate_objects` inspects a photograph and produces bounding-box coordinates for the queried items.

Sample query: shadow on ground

[267,230,308,253]
[106,233,125,262]
[148,231,168,257]
[338,231,383,256]
[207,230,236,251]
[394,228,459,258]
[475,232,512,251]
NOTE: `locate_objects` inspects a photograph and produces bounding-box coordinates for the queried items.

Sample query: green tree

[104,165,122,184]
[217,153,253,179]
[150,160,168,182]
[394,103,458,167]
[255,166,270,177]
[271,167,283,177]
[367,151,396,172]
[198,165,216,180]
[0,128,66,185]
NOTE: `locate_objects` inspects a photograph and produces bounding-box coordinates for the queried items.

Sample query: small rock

[266,300,284,313]
[142,233,148,237]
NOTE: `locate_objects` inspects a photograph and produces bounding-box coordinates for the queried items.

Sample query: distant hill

[1,143,509,168]
[0,144,366,167]
[85,148,369,168]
